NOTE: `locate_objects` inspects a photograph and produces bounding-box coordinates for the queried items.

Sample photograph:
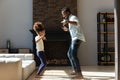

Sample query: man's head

[61,7,71,19]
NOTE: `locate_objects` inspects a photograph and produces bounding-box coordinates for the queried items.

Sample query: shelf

[97,12,115,65]
[99,32,114,34]
[98,52,114,54]
[99,62,115,65]
[98,41,114,44]
[98,22,114,24]
[98,12,114,15]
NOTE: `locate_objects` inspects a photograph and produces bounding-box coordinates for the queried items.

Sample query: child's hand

[42,37,47,40]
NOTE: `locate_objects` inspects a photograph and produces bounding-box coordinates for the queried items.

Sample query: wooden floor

[27,66,115,80]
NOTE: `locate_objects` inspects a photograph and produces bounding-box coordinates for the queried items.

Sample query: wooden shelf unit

[97,12,115,65]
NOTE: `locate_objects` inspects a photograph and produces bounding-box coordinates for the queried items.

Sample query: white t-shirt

[68,14,86,42]
[35,35,44,52]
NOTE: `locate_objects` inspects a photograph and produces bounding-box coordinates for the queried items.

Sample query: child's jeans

[36,51,47,75]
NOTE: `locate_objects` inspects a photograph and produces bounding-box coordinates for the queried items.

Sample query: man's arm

[61,19,69,31]
[67,20,77,26]
[61,19,77,26]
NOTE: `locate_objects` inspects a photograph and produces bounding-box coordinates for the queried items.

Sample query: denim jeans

[67,39,82,72]
[36,51,47,75]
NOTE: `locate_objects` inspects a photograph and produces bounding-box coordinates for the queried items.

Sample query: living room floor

[27,66,115,80]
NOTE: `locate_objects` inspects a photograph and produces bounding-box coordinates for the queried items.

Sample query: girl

[33,21,47,78]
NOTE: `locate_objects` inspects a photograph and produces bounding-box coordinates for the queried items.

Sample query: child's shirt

[35,35,44,52]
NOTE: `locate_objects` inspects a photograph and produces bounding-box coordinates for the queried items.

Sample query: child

[33,21,47,78]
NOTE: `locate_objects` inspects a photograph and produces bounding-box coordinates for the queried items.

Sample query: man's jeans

[67,39,82,72]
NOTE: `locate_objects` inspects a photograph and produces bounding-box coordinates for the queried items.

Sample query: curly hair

[33,21,45,33]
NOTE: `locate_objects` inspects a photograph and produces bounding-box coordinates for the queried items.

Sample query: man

[61,7,85,79]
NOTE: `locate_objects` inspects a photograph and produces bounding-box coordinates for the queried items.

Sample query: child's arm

[35,35,44,43]
[42,36,47,40]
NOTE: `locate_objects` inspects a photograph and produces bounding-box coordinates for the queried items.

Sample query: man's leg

[71,40,84,79]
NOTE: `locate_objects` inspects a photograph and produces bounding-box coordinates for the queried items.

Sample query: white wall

[0,0,33,49]
[77,0,114,65]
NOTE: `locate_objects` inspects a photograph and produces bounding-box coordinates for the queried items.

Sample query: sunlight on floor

[82,71,115,80]
[83,71,115,77]
[28,66,115,80]
[40,70,73,80]
[44,70,68,76]
[41,70,115,80]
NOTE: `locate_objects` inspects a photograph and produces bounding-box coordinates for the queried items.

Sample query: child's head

[33,21,45,35]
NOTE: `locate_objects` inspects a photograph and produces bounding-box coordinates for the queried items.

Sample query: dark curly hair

[33,21,45,33]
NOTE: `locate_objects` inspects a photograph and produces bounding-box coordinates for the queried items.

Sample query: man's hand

[62,26,68,31]
[61,19,69,25]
